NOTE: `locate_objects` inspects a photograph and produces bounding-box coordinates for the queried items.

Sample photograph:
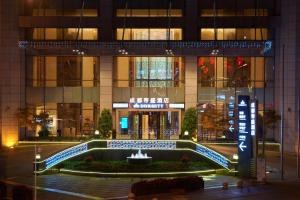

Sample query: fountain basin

[127,149,152,165]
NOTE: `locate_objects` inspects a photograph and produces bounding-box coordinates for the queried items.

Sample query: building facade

[0,0,299,153]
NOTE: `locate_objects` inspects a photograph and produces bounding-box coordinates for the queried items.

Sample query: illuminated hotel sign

[237,95,253,178]
[129,97,169,109]
[250,101,257,136]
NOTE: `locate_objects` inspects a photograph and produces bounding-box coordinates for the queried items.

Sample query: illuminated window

[32,9,97,16]
[116,28,182,40]
[29,56,99,87]
[32,28,98,40]
[200,9,268,16]
[116,9,182,17]
[114,57,184,88]
[197,57,266,88]
[200,28,268,40]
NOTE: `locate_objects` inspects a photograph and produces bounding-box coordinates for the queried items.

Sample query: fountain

[127,149,152,165]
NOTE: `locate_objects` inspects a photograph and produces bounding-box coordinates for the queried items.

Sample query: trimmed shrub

[131,176,204,196]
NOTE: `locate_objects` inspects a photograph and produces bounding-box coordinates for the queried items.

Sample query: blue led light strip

[45,142,88,169]
[195,144,229,169]
[107,140,176,149]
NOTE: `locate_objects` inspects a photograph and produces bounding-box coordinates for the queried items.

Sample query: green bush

[181,107,198,139]
[98,109,113,139]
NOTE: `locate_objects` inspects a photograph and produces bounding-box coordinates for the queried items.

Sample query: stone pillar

[274,0,298,153]
[0,0,21,147]
[185,56,198,110]
[99,56,113,112]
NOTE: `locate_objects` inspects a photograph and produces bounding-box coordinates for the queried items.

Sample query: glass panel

[114,57,184,88]
[116,9,182,17]
[116,28,182,40]
[201,29,214,40]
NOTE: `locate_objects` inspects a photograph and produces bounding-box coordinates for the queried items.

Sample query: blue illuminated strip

[107,140,176,150]
[195,144,229,169]
[45,143,88,169]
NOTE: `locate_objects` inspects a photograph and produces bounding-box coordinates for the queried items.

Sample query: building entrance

[127,111,179,139]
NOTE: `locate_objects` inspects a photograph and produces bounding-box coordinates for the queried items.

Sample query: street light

[184,131,189,136]
[94,130,100,135]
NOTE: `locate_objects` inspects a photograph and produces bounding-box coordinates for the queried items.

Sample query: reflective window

[200,9,268,16]
[116,9,182,17]
[32,9,97,16]
[116,28,182,40]
[29,56,99,87]
[200,28,268,40]
[114,57,184,88]
[197,57,267,88]
[32,28,98,40]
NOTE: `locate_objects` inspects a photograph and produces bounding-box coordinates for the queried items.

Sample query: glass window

[116,28,182,40]
[200,9,268,16]
[198,57,266,88]
[32,28,98,40]
[32,9,97,16]
[114,57,184,87]
[116,9,182,17]
[200,28,268,40]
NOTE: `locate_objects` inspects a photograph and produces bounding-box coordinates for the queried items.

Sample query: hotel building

[0,0,299,153]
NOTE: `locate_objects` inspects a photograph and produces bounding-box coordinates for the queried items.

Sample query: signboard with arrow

[237,95,253,178]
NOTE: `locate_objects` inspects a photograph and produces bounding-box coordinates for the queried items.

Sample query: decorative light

[233,154,239,160]
[107,140,177,150]
[165,49,173,55]
[35,139,235,173]
[94,130,100,135]
[211,49,219,55]
[195,144,230,169]
[35,154,41,160]
[184,131,189,136]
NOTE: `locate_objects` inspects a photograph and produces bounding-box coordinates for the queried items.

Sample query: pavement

[1,142,300,200]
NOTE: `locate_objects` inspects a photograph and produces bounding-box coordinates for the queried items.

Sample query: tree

[34,111,53,137]
[181,107,198,139]
[98,109,113,138]
[263,109,281,130]
[199,103,230,140]
[15,106,36,137]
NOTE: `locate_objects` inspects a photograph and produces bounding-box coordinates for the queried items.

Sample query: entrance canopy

[19,40,273,56]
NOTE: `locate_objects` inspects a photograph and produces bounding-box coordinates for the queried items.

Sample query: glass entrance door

[128,111,179,139]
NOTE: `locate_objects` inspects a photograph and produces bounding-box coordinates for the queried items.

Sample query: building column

[274,0,298,153]
[99,56,113,112]
[0,0,21,147]
[185,56,198,110]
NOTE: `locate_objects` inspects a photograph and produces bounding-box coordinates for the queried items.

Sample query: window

[116,9,182,17]
[200,28,268,40]
[197,57,266,88]
[29,56,99,87]
[116,28,182,40]
[32,9,97,16]
[200,9,268,17]
[32,28,98,40]
[114,57,184,88]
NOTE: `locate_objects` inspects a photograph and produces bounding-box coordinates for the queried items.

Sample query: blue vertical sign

[237,95,252,178]
[228,96,235,134]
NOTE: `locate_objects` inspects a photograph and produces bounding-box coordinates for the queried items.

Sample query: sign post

[237,95,255,178]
